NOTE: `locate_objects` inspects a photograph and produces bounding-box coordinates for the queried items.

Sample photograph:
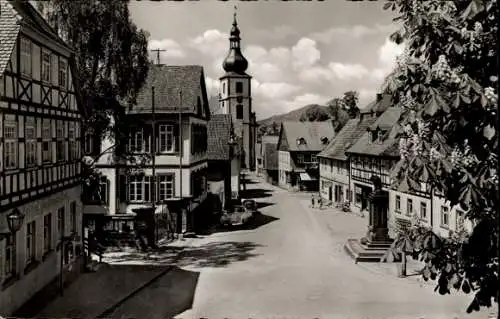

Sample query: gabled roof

[264,143,278,170]
[277,121,335,152]
[208,95,220,114]
[345,107,403,158]
[317,115,379,161]
[0,0,21,73]
[207,114,232,161]
[129,65,210,120]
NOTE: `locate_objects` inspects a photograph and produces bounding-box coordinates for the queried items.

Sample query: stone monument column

[365,175,391,243]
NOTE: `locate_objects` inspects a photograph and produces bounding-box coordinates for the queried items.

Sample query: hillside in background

[257,100,352,137]
[257,104,329,127]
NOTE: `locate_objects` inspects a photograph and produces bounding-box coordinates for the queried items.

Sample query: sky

[129,0,404,120]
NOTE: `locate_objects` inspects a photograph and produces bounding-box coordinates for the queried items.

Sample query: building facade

[257,136,278,183]
[277,121,334,191]
[215,11,257,171]
[0,1,84,315]
[83,65,210,243]
[206,114,241,213]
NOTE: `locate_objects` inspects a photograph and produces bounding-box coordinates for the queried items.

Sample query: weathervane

[233,5,237,24]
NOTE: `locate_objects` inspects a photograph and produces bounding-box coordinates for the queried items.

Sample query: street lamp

[7,208,25,234]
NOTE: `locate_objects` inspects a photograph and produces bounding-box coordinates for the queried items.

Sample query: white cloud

[144,28,404,120]
[311,24,396,44]
[378,37,404,68]
[329,62,369,80]
[291,38,321,70]
[204,76,220,97]
[188,29,228,58]
[148,39,185,60]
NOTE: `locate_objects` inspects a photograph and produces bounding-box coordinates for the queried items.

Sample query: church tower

[219,8,256,170]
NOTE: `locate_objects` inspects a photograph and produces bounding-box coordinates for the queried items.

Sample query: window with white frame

[26,117,37,167]
[42,119,52,163]
[44,213,52,253]
[441,206,449,226]
[395,195,401,213]
[26,221,36,264]
[4,120,18,169]
[42,50,51,82]
[20,37,31,76]
[59,59,67,89]
[159,124,174,153]
[128,175,152,202]
[420,202,427,219]
[5,234,16,277]
[310,154,317,163]
[158,174,174,201]
[406,198,413,217]
[129,128,150,154]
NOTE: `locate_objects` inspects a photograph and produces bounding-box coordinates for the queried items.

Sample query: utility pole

[151,86,157,245]
[179,89,184,236]
[150,48,166,65]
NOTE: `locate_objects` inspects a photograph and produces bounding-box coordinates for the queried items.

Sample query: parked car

[242,199,259,215]
[220,205,254,227]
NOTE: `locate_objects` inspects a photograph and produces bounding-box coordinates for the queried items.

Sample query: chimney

[376,93,383,102]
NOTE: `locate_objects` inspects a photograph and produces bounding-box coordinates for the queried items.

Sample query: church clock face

[237,96,243,103]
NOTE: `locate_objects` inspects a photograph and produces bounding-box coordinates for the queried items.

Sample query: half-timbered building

[0,1,84,315]
[277,121,334,191]
[84,64,210,243]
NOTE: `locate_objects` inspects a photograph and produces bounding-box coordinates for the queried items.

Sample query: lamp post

[6,208,25,234]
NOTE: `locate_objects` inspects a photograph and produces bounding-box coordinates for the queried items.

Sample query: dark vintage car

[220,205,254,227]
[242,199,259,215]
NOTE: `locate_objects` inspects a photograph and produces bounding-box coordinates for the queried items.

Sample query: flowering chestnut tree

[381,0,498,313]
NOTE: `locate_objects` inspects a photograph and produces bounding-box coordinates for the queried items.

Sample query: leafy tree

[299,105,330,122]
[342,90,361,118]
[271,121,280,135]
[381,0,498,313]
[35,1,150,200]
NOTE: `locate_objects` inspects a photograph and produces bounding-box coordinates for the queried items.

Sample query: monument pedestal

[344,176,393,263]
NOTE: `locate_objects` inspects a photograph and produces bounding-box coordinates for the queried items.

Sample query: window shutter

[174,123,180,152]
[119,175,127,202]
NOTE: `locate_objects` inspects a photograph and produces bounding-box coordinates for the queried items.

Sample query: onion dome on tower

[222,8,248,74]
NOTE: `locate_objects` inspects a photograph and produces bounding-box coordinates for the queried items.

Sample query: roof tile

[280,121,335,152]
[207,114,232,161]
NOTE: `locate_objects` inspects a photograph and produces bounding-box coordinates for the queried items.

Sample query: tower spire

[233,5,238,25]
[222,7,248,74]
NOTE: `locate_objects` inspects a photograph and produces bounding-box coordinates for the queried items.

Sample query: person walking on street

[311,194,315,208]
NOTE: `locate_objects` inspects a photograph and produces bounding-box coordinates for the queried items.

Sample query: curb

[95,238,192,318]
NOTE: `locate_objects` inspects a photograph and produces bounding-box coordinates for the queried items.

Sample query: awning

[299,172,316,181]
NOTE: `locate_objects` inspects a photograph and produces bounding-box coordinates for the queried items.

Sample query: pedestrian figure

[318,197,323,210]
[311,194,315,208]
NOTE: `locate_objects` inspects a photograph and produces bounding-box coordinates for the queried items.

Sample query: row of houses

[257,93,470,239]
[0,1,254,316]
[317,94,470,237]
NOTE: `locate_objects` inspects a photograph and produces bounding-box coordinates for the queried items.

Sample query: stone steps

[344,238,392,263]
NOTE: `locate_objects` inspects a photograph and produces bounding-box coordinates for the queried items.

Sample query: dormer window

[296,137,307,146]
[320,136,329,145]
[370,130,378,143]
